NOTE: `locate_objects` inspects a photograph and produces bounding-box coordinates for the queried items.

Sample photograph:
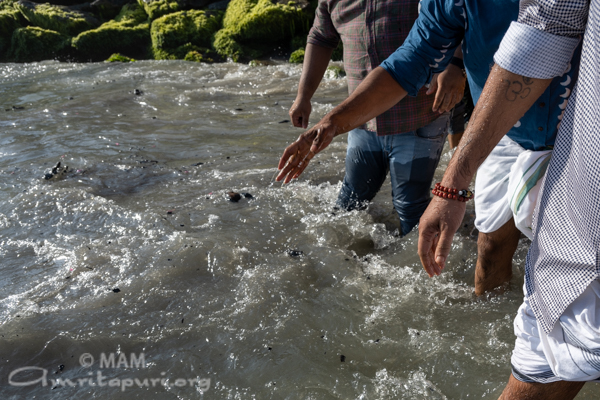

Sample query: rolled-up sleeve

[494,0,588,79]
[380,0,464,97]
[307,0,340,50]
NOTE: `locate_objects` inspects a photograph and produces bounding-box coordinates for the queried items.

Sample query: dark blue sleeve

[381,0,465,96]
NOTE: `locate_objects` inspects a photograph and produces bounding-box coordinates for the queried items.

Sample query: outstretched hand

[275,120,338,184]
[417,196,466,277]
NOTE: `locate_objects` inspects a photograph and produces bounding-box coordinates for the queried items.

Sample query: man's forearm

[325,67,408,135]
[296,43,334,101]
[442,64,552,187]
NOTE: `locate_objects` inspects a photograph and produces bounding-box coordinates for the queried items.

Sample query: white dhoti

[512,280,600,382]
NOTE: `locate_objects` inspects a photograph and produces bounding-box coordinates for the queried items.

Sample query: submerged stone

[228,191,241,202]
[106,52,136,62]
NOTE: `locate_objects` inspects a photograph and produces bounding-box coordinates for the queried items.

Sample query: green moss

[114,3,149,25]
[213,0,309,60]
[331,41,343,61]
[106,53,135,62]
[0,0,24,56]
[73,23,150,61]
[325,65,345,79]
[10,26,71,62]
[290,34,305,50]
[72,5,150,61]
[288,47,303,63]
[150,9,222,60]
[183,50,212,62]
[138,0,179,21]
[15,2,99,36]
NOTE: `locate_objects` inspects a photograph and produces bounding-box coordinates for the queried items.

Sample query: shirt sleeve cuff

[494,21,580,79]
[307,31,340,50]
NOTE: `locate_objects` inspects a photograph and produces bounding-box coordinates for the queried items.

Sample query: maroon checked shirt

[307,0,439,135]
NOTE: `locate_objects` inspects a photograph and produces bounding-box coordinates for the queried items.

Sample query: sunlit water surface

[0,61,595,399]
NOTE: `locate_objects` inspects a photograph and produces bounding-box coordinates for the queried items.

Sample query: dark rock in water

[228,192,242,202]
[340,355,346,362]
[234,108,243,111]
[241,192,253,199]
[278,120,289,123]
[287,249,303,257]
[134,89,143,95]
[12,106,24,110]
[44,162,69,180]
[192,162,204,166]
[112,288,120,293]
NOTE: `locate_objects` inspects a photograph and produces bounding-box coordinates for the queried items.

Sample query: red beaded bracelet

[431,182,473,202]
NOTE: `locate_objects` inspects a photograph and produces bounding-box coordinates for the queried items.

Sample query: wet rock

[278,120,289,123]
[228,191,242,202]
[44,162,69,180]
[234,108,243,111]
[112,288,120,293]
[192,162,204,166]
[134,89,143,95]
[241,192,253,199]
[287,249,302,257]
[340,355,345,362]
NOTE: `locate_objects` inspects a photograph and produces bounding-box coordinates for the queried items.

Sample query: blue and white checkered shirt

[494,0,599,334]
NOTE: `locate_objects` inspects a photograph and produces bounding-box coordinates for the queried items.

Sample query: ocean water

[0,60,595,399]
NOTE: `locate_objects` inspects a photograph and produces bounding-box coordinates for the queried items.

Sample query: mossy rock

[325,65,345,79]
[0,0,25,56]
[16,1,100,36]
[72,4,150,61]
[10,26,71,62]
[150,9,222,60]
[213,0,310,60]
[73,22,150,61]
[138,0,179,20]
[114,2,149,25]
[288,47,303,63]
[183,49,212,62]
[106,52,136,62]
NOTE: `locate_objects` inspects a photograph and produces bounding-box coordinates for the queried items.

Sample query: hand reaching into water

[417,196,466,277]
[275,119,338,184]
[289,97,312,129]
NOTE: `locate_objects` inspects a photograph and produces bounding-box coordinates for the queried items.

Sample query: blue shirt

[380,0,580,151]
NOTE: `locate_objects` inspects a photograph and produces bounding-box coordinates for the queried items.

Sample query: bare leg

[475,218,521,296]
[499,374,584,400]
[447,131,464,149]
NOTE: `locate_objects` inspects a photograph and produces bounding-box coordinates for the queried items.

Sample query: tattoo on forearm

[503,76,534,101]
